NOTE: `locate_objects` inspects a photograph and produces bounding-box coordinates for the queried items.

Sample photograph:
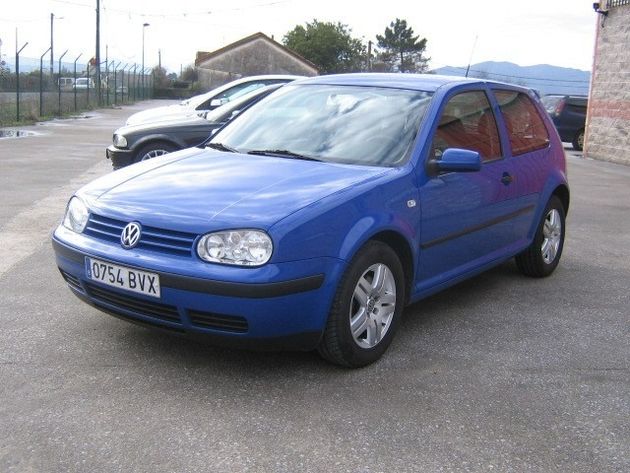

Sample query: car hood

[117,115,211,136]
[125,104,199,126]
[80,148,390,233]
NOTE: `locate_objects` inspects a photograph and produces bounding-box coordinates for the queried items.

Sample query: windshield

[213,84,433,167]
[204,86,278,123]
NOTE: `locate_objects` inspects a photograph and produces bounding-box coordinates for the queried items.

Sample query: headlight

[197,230,273,266]
[62,197,89,233]
[113,134,128,148]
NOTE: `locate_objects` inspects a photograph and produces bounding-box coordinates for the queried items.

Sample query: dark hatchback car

[542,95,587,151]
[106,84,283,169]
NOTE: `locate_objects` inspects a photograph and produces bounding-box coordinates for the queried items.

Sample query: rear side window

[495,90,550,156]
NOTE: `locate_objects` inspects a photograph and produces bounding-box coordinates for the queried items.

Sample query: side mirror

[427,148,481,174]
[209,98,228,108]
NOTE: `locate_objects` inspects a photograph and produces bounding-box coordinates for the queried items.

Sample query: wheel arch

[366,230,415,306]
[552,184,570,215]
[132,135,184,157]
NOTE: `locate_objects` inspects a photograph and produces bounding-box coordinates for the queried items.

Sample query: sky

[0,0,597,73]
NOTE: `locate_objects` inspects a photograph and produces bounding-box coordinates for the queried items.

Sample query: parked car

[106,84,283,169]
[73,78,95,90]
[541,94,587,151]
[53,74,569,367]
[58,77,75,90]
[124,74,304,126]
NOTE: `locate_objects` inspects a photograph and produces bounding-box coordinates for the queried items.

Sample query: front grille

[85,282,181,323]
[59,269,83,292]
[189,309,248,333]
[84,213,197,256]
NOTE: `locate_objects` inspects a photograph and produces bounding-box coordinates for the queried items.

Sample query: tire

[572,129,584,151]
[133,142,177,164]
[318,241,405,368]
[515,196,565,278]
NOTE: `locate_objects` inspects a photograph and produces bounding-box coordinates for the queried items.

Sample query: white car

[125,74,304,126]
[73,78,95,90]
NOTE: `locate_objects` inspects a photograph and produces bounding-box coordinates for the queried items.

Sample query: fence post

[106,60,110,106]
[126,65,131,103]
[132,64,137,102]
[57,49,68,116]
[73,53,82,112]
[15,42,28,122]
[113,61,121,105]
[86,63,90,107]
[40,47,51,118]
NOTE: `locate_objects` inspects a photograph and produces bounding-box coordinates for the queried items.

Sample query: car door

[492,89,554,243]
[417,88,520,290]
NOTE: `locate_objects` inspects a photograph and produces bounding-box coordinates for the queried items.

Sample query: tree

[376,18,429,73]
[283,20,366,73]
[152,65,170,88]
[180,65,198,83]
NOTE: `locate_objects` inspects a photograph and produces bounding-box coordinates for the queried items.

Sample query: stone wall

[197,38,317,91]
[196,69,243,92]
[585,3,630,165]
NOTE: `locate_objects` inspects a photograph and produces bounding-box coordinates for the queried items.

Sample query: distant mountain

[2,56,88,74]
[432,61,590,96]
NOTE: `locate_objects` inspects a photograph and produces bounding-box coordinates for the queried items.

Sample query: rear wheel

[318,241,405,368]
[572,129,584,151]
[515,196,565,278]
[134,142,177,163]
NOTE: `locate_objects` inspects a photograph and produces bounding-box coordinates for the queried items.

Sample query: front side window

[431,91,502,162]
[495,90,550,156]
[214,84,433,167]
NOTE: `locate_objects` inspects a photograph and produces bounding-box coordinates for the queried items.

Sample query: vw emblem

[120,222,142,249]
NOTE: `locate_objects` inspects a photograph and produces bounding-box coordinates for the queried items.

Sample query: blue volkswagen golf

[53,74,569,367]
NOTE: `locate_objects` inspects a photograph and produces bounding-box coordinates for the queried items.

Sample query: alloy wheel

[541,208,562,264]
[349,263,397,349]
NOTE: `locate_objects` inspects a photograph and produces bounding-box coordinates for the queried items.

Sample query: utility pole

[158,49,161,70]
[50,13,54,76]
[367,40,372,72]
[95,0,101,105]
[142,23,150,100]
[105,44,109,105]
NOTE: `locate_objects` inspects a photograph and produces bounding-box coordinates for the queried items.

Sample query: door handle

[501,172,513,185]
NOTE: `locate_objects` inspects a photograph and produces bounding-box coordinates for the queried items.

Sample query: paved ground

[0,105,628,472]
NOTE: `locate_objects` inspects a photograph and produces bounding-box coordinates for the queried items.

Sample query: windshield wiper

[206,142,238,153]
[247,149,322,162]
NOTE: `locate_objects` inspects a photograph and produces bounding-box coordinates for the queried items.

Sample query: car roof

[293,73,492,92]
[194,75,304,100]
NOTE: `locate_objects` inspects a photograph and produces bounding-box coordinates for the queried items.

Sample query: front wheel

[134,142,177,164]
[515,196,566,278]
[318,241,405,368]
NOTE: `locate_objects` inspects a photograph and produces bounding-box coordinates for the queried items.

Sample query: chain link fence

[0,55,153,127]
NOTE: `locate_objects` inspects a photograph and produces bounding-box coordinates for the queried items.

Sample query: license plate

[85,257,161,298]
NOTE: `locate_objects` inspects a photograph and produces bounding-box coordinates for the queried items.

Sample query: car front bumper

[106,145,134,169]
[52,227,346,351]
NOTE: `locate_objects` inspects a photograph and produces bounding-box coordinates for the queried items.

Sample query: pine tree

[376,19,429,73]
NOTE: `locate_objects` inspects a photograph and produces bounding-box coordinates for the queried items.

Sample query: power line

[52,0,291,18]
